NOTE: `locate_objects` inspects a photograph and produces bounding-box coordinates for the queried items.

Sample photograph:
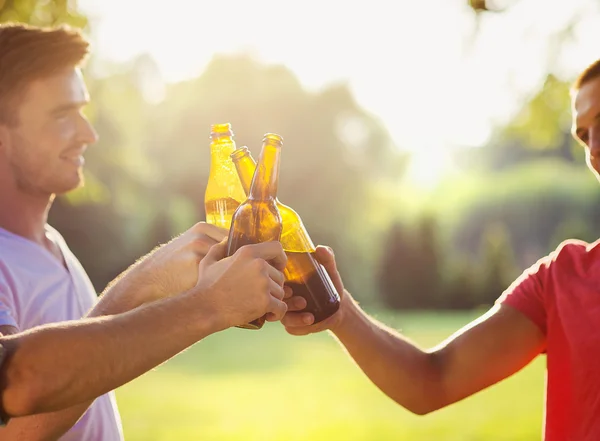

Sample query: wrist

[187,285,231,334]
[331,292,360,337]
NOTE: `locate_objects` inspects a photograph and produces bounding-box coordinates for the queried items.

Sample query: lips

[60,147,87,167]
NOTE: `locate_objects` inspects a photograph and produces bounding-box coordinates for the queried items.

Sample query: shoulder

[0,227,43,271]
[553,238,591,255]
[543,238,598,270]
[504,239,592,295]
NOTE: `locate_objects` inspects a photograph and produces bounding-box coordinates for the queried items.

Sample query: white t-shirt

[0,225,124,441]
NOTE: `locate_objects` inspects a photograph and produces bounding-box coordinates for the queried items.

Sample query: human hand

[103,222,227,304]
[195,240,290,329]
[282,246,351,335]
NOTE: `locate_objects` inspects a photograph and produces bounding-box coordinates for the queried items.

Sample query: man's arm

[0,286,171,440]
[0,299,152,439]
[0,324,95,440]
[283,246,546,415]
[0,289,224,418]
[0,222,228,439]
[0,240,289,418]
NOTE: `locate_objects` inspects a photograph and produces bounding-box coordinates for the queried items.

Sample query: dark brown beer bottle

[204,123,246,229]
[231,147,341,324]
[227,134,284,330]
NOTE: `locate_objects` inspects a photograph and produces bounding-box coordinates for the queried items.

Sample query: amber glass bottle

[231,147,340,324]
[204,123,246,229]
[227,134,284,329]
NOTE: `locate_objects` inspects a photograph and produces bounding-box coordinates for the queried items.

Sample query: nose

[77,114,99,145]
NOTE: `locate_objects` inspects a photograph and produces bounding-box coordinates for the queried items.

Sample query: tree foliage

[0,0,86,27]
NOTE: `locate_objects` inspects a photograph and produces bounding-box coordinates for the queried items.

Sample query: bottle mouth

[231,146,250,161]
[210,123,234,138]
[263,133,283,146]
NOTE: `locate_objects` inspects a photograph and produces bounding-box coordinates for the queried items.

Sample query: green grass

[116,310,544,441]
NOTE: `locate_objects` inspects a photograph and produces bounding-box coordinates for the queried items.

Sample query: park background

[4,0,600,439]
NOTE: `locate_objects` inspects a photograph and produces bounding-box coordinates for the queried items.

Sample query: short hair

[0,23,90,125]
[572,58,600,93]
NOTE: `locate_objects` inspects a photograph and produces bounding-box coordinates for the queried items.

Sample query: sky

[78,0,600,187]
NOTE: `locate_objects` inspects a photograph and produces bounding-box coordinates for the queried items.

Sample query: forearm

[332,297,444,414]
[1,288,225,417]
[0,403,90,441]
[91,274,152,317]
[0,273,159,435]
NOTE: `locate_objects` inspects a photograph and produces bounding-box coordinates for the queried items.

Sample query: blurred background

[5,0,600,439]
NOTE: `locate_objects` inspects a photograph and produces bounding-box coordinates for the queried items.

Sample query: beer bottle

[231,146,341,325]
[204,123,246,229]
[227,134,284,329]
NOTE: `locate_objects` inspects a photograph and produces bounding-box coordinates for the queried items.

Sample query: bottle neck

[232,151,257,196]
[249,143,281,201]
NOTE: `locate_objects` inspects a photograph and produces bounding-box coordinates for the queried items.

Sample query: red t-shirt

[498,239,600,441]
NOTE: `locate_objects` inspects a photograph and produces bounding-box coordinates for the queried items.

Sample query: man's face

[0,67,98,196]
[572,76,600,180]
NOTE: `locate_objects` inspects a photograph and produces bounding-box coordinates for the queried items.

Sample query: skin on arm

[93,222,229,314]
[0,324,93,441]
[0,240,288,418]
[0,293,224,419]
[283,246,546,415]
[0,222,228,440]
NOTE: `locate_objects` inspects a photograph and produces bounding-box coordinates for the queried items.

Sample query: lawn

[116,310,545,441]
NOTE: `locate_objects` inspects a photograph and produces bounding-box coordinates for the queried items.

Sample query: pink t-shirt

[0,225,123,441]
[498,239,600,441]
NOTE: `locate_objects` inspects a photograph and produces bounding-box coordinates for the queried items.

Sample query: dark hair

[0,23,90,124]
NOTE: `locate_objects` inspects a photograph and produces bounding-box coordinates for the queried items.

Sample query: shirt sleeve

[496,250,555,336]
[0,275,18,330]
[0,272,17,425]
[496,240,583,336]
[0,336,8,426]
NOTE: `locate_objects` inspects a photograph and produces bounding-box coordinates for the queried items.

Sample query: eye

[54,112,70,121]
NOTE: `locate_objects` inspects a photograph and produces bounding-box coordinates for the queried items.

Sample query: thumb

[314,245,344,294]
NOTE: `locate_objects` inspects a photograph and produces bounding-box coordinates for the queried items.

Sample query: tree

[441,256,480,310]
[377,215,442,310]
[550,217,596,251]
[0,0,86,27]
[378,222,413,309]
[146,53,397,297]
[477,222,518,306]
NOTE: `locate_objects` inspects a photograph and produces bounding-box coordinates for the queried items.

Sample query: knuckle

[239,246,254,258]
[275,286,285,300]
[252,257,267,273]
[259,277,270,292]
[191,236,212,251]
[279,302,288,315]
[191,221,209,234]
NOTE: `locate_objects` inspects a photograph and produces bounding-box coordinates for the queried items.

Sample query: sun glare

[405,148,456,190]
[79,0,600,159]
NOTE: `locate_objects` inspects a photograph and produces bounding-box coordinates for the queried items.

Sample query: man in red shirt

[282,58,600,441]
